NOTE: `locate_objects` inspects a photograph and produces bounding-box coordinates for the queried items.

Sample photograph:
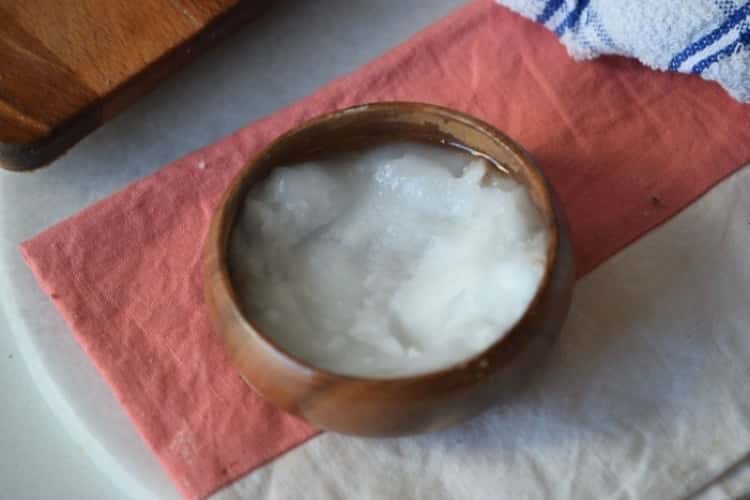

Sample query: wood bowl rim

[205,101,562,384]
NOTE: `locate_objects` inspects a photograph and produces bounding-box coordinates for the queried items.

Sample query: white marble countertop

[0,2,466,498]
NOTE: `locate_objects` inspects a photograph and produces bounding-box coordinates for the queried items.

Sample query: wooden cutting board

[0,0,268,171]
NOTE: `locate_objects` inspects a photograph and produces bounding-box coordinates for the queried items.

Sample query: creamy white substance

[230,142,548,378]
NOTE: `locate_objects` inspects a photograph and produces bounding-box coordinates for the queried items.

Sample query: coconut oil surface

[229,142,548,378]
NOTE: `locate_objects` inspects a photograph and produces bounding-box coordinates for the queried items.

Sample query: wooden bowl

[204,102,575,437]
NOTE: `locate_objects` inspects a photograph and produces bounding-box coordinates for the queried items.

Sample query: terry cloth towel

[19,1,750,498]
[497,0,750,102]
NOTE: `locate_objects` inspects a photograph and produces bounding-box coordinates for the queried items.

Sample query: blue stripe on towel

[691,29,750,73]
[536,0,566,24]
[589,9,616,49]
[714,0,735,16]
[554,0,591,36]
[668,1,750,70]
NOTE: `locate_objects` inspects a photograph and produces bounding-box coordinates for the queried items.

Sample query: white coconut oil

[229,142,548,378]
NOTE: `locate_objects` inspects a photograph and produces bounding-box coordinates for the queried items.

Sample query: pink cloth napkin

[20,1,750,498]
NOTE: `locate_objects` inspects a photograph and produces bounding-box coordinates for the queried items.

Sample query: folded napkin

[19,1,750,499]
[498,0,750,102]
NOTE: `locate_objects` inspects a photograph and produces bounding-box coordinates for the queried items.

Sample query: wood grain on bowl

[204,103,575,437]
[0,0,269,171]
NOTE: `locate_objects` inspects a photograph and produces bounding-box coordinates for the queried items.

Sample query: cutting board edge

[0,1,270,172]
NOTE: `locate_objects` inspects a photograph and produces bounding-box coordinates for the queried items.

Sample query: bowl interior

[214,102,558,380]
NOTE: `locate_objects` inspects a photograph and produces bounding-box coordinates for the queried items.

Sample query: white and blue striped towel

[497,0,750,102]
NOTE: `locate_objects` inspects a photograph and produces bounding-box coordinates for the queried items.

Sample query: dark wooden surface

[0,0,269,171]
[204,103,576,437]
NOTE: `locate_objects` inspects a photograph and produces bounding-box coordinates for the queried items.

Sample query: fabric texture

[212,165,750,500]
[19,1,750,498]
[497,0,750,102]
